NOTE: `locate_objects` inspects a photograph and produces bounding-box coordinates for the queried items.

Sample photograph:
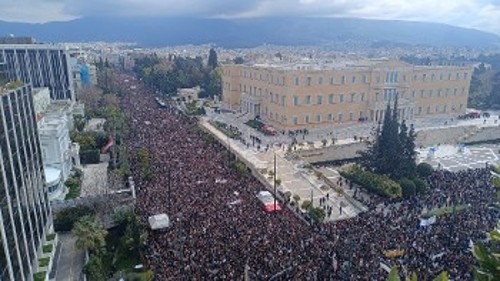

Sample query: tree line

[133,48,221,98]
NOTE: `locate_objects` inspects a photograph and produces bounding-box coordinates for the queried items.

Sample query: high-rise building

[0,44,74,101]
[222,59,472,129]
[0,83,51,280]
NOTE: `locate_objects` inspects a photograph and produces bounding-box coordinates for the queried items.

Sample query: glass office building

[0,83,50,280]
[0,44,74,101]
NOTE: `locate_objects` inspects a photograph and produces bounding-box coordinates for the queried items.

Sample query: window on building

[316,114,321,123]
[448,73,452,80]
[317,95,323,104]
[269,92,273,102]
[352,76,356,83]
[281,96,286,106]
[305,95,312,104]
[305,115,310,123]
[328,94,334,104]
[339,94,344,103]
[429,90,433,98]
[350,93,355,103]
[362,75,367,83]
[464,72,468,80]
[456,73,460,80]
[293,116,298,125]
[454,88,457,96]
[413,74,418,81]
[328,113,333,121]
[446,88,450,96]
[293,96,299,106]
[394,72,398,82]
[329,76,334,85]
[443,105,447,112]
[423,73,427,82]
[360,92,365,102]
[318,76,323,85]
[307,77,312,86]
[275,93,279,103]
[420,90,424,98]
[440,73,444,80]
[377,76,381,83]
[349,112,354,121]
[403,74,407,82]
[341,76,346,84]
[338,113,343,122]
[437,89,441,97]
[418,107,422,114]
[294,77,299,85]
[461,88,465,95]
[412,91,416,98]
[359,111,364,118]
[426,106,431,114]
[431,73,435,81]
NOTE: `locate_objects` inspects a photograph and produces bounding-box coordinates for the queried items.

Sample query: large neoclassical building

[222,59,471,129]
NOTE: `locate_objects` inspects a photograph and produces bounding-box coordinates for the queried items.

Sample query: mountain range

[0,17,498,48]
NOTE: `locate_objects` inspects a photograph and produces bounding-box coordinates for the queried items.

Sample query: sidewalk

[201,118,364,221]
[55,233,85,281]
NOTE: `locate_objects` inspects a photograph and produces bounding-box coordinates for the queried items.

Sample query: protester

[116,73,498,280]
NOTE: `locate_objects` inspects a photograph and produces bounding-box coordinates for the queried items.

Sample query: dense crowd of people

[116,73,498,280]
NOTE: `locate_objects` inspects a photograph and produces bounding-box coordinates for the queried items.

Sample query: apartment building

[222,59,471,129]
[0,83,51,280]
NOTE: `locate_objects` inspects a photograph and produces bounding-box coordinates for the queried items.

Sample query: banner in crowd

[420,216,436,227]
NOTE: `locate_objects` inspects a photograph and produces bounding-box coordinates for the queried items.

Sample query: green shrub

[39,257,50,267]
[64,177,79,189]
[399,178,416,198]
[309,207,326,223]
[492,176,500,188]
[417,162,434,178]
[293,194,301,202]
[341,166,402,198]
[413,178,428,194]
[301,200,312,210]
[54,205,95,232]
[80,149,101,164]
[33,271,46,281]
[43,244,53,253]
[46,233,56,241]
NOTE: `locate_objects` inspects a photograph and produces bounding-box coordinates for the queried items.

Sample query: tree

[309,207,326,223]
[417,163,434,178]
[473,222,500,281]
[83,255,107,281]
[73,215,108,254]
[208,48,218,69]
[358,94,417,182]
[233,56,245,64]
[399,178,416,198]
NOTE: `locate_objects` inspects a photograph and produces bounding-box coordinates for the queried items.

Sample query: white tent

[148,214,170,230]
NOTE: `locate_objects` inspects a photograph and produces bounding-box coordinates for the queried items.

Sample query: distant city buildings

[0,83,51,281]
[222,59,472,129]
[0,43,75,100]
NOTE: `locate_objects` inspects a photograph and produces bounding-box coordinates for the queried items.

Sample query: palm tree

[73,215,108,254]
[473,222,500,281]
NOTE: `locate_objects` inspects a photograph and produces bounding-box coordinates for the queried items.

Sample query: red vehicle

[465,112,481,118]
[261,124,277,136]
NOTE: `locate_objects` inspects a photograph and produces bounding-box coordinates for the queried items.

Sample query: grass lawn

[422,204,469,218]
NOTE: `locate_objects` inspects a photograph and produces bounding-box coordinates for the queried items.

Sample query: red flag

[101,135,114,153]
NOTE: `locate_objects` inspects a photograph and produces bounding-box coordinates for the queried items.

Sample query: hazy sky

[2,0,500,35]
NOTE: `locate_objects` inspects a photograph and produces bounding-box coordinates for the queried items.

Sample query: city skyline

[1,0,500,36]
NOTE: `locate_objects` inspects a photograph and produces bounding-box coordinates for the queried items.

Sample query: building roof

[44,167,61,185]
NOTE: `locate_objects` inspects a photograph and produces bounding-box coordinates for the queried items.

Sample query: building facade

[0,84,51,280]
[0,44,74,101]
[222,60,472,129]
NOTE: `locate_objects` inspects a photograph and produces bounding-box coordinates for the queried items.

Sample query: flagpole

[274,152,277,211]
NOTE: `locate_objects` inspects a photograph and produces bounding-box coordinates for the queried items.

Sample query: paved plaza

[418,144,500,172]
[201,118,364,221]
